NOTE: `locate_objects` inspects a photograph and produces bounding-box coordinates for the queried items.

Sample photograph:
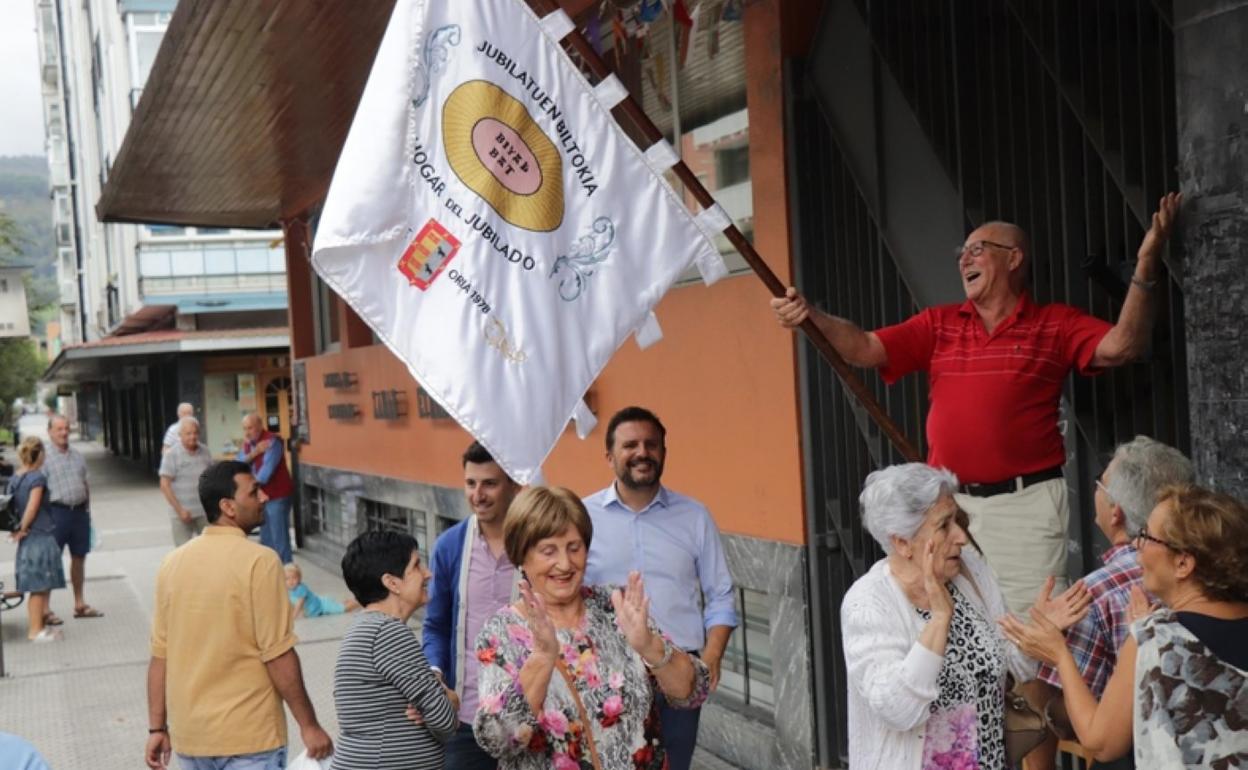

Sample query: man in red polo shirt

[771,193,1180,612]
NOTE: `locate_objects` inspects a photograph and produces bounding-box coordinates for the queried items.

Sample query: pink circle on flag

[471,118,543,196]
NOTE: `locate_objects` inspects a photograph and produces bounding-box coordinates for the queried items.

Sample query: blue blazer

[421,517,470,689]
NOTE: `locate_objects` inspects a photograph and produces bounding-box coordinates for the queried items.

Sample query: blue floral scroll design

[549,217,616,302]
[412,25,461,108]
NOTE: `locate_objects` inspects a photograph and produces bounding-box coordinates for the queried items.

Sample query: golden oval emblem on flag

[443,80,564,232]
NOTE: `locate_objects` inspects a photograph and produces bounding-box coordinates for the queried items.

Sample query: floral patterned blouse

[915,584,1008,769]
[472,585,711,770]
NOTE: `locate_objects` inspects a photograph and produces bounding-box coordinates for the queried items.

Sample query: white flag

[312,0,726,484]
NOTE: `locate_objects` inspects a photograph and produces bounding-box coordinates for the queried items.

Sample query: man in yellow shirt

[144,461,333,769]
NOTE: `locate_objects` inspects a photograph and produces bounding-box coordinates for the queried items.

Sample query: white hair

[1105,436,1194,532]
[178,416,200,431]
[860,463,960,554]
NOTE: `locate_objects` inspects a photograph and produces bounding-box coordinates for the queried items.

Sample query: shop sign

[416,387,450,420]
[237,373,257,411]
[371,389,408,421]
[327,403,361,420]
[323,371,358,389]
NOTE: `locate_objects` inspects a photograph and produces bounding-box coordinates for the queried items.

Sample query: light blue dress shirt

[583,484,738,651]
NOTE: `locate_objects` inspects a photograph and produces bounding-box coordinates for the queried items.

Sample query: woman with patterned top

[472,486,711,770]
[841,463,1091,770]
[331,530,459,770]
[1004,484,1248,768]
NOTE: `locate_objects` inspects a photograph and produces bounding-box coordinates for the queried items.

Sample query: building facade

[35,0,292,463]
[94,1,1246,767]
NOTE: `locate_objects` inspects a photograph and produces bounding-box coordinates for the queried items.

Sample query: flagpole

[529,0,922,463]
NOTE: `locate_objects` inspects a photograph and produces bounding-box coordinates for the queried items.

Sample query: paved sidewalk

[0,417,348,769]
[0,415,735,769]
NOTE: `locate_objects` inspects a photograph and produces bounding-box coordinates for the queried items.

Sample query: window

[717,587,773,710]
[597,11,752,278]
[0,279,8,293]
[146,224,185,237]
[436,515,460,536]
[363,499,430,561]
[312,273,341,354]
[305,484,354,547]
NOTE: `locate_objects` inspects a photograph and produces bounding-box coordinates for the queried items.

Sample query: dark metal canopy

[98,0,601,230]
[97,0,398,229]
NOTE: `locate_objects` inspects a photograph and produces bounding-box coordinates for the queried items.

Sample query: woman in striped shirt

[333,531,458,769]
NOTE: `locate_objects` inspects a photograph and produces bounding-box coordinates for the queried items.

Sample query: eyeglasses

[1133,527,1182,552]
[1095,479,1113,500]
[955,240,1018,260]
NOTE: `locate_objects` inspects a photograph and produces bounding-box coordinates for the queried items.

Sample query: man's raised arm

[770,287,888,368]
[1092,192,1181,368]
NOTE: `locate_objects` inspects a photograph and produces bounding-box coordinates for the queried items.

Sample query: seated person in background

[285,563,359,618]
[1003,484,1248,768]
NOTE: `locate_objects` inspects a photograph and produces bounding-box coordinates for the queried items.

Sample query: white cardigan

[840,549,1037,770]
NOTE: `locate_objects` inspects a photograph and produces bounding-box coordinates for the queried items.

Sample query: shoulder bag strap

[555,659,604,770]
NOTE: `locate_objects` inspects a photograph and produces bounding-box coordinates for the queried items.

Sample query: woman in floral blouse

[472,486,710,770]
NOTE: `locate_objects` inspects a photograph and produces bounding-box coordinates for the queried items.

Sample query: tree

[0,338,44,429]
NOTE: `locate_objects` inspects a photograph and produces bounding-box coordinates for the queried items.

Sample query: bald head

[177,402,194,419]
[242,413,263,443]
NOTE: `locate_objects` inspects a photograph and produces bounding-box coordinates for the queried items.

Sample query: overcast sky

[0,1,47,157]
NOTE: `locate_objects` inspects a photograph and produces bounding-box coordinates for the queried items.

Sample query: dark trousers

[444,722,496,770]
[657,693,702,770]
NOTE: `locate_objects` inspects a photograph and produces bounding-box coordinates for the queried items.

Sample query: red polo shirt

[874,293,1111,484]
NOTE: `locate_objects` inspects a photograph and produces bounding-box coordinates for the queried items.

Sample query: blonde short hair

[1156,483,1248,603]
[503,486,593,567]
[18,436,45,468]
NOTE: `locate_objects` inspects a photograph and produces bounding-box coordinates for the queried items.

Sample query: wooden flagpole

[527,0,922,463]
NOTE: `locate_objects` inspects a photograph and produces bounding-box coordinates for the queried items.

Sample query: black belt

[53,501,89,511]
[959,465,1063,498]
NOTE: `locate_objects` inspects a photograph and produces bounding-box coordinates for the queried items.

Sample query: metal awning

[96,0,602,229]
[43,327,290,383]
[97,0,398,229]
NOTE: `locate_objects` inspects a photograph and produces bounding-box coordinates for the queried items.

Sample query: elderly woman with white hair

[841,463,1090,770]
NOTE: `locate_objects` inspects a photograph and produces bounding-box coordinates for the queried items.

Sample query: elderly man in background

[1029,436,1194,770]
[237,413,294,563]
[771,194,1181,613]
[161,403,195,455]
[158,416,214,546]
[44,413,103,619]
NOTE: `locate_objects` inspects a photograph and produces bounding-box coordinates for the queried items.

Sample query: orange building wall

[298,0,814,545]
[300,269,803,543]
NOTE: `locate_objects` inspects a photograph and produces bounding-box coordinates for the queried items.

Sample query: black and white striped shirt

[332,611,457,770]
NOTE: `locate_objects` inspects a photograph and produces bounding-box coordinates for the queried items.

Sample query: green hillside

[0,154,58,334]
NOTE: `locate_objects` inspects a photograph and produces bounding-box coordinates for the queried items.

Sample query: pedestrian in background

[237,413,294,563]
[43,414,102,619]
[145,460,331,769]
[7,436,66,642]
[333,530,458,770]
[162,403,195,455]
[158,416,213,546]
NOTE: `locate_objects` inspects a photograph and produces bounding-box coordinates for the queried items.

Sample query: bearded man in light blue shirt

[583,406,738,770]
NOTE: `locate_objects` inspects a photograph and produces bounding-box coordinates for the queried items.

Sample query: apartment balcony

[137,241,288,312]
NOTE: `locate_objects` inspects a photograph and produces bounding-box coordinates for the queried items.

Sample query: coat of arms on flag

[312,0,728,483]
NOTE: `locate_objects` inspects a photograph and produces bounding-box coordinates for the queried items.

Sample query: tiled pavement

[0,416,736,769]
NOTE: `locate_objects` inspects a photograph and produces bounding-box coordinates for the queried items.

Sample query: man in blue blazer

[423,442,521,769]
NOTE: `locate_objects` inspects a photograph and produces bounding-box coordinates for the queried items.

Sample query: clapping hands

[611,571,655,655]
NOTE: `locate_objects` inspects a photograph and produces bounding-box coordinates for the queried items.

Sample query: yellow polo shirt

[151,526,297,756]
